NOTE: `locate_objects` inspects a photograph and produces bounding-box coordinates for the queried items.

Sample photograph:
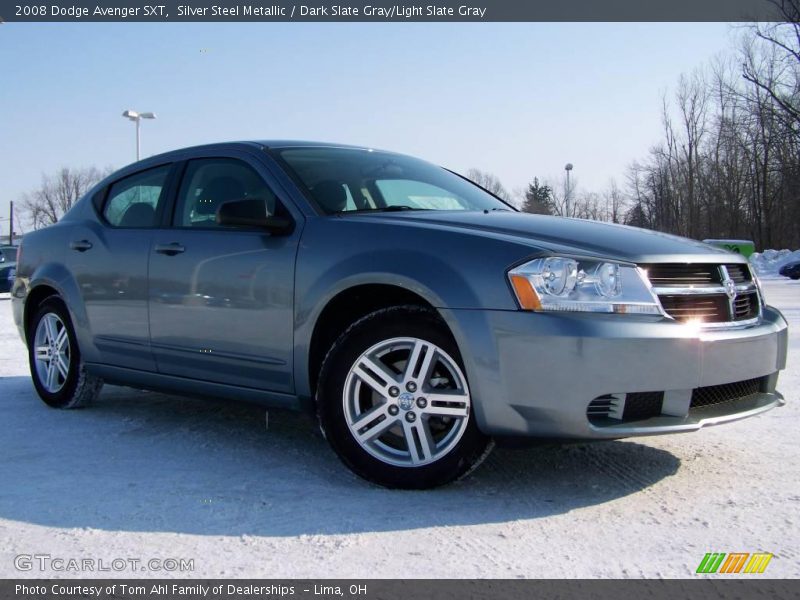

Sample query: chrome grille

[646,264,721,287]
[642,263,760,325]
[658,294,728,321]
[733,292,759,320]
[725,263,750,283]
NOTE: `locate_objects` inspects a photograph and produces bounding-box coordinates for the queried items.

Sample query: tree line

[475,5,800,249]
[624,7,800,249]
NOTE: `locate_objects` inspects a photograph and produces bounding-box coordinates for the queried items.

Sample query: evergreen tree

[521,178,553,214]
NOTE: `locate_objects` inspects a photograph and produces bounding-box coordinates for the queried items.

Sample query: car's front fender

[291,216,532,399]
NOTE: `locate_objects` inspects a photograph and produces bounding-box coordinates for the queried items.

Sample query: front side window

[103,164,171,227]
[274,147,512,214]
[174,158,280,228]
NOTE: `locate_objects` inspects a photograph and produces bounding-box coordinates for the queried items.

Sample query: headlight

[508,256,663,314]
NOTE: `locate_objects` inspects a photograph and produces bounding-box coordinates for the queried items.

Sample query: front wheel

[28,297,103,409]
[317,306,492,489]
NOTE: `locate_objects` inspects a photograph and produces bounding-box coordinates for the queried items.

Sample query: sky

[0,22,739,231]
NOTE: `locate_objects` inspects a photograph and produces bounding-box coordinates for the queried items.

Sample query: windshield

[273,147,512,215]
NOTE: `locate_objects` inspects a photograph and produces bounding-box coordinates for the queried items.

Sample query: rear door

[147,153,300,392]
[68,163,175,370]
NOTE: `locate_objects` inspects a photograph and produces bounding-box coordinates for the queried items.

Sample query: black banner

[2,580,800,600]
[0,0,787,22]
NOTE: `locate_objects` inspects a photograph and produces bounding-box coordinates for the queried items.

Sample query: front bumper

[441,306,788,439]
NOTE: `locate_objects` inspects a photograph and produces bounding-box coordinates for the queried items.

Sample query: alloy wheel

[33,312,71,393]
[342,337,471,467]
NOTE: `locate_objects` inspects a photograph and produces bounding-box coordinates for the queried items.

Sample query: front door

[147,156,299,393]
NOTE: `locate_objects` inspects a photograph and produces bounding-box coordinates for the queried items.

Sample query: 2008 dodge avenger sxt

[11,141,789,488]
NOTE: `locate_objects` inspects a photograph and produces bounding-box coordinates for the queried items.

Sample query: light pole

[122,110,157,161]
[564,163,573,217]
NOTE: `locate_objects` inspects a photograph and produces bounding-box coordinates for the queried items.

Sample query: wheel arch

[303,282,449,400]
[24,264,94,360]
[24,284,62,339]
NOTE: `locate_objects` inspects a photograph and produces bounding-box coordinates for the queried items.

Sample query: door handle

[154,242,186,256]
[70,240,93,252]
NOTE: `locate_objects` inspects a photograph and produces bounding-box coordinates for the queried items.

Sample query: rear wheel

[317,306,492,489]
[28,297,103,409]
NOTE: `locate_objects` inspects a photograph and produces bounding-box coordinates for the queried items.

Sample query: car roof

[257,140,379,150]
[141,140,393,163]
[96,140,416,192]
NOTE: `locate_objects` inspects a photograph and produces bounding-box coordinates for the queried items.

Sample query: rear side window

[174,158,280,228]
[103,165,171,228]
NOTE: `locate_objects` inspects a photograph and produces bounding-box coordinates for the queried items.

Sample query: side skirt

[85,363,302,410]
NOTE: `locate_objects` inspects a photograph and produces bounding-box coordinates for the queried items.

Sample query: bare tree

[543,173,578,217]
[21,167,111,229]
[625,162,653,228]
[742,1,800,129]
[465,168,511,201]
[618,15,800,250]
[602,179,626,223]
[676,71,709,238]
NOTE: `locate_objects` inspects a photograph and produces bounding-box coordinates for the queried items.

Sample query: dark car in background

[10,141,790,488]
[0,245,18,293]
[779,261,800,280]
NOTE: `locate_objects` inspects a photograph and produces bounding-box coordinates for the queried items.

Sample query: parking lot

[0,279,797,578]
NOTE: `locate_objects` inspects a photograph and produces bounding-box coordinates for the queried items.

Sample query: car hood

[343,211,740,263]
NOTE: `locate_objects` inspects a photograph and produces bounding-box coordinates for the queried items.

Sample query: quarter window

[103,165,171,228]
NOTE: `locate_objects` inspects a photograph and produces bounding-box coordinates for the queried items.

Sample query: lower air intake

[622,391,664,421]
[690,377,765,411]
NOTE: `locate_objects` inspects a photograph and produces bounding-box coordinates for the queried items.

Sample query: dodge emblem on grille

[723,276,737,300]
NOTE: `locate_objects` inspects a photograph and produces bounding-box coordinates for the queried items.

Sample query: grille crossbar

[642,263,760,324]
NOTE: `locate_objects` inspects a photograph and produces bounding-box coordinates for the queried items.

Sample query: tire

[28,297,103,409]
[317,305,492,489]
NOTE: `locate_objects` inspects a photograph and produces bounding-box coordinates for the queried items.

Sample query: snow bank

[750,249,800,275]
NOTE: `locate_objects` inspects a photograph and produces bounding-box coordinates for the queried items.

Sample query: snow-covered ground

[750,249,800,276]
[0,280,798,579]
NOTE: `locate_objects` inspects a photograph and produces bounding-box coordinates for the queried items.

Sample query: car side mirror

[216,198,293,235]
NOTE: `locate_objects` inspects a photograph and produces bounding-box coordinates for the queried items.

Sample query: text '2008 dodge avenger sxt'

[11,141,788,488]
